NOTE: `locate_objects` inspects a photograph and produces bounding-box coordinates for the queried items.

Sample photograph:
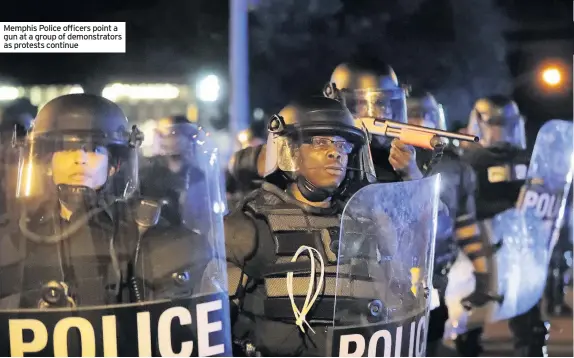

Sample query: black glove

[461,272,496,309]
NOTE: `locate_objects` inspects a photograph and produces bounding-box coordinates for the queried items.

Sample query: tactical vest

[0,213,131,309]
[465,146,529,221]
[238,188,393,323]
[461,147,530,266]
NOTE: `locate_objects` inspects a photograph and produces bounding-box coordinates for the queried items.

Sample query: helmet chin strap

[296,175,335,203]
[57,184,99,214]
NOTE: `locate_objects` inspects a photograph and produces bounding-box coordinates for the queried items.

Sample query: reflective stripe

[456,223,479,239]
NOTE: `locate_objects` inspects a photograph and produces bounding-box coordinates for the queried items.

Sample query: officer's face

[297,135,350,190]
[51,146,112,189]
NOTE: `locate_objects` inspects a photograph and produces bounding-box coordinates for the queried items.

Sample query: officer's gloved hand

[389,139,423,180]
[461,272,493,309]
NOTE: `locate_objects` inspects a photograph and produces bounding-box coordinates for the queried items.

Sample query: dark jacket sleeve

[224,208,274,298]
[457,161,478,227]
[227,145,264,191]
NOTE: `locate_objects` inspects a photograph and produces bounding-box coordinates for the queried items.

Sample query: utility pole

[229,0,250,139]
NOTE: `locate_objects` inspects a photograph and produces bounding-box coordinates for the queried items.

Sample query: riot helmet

[264,96,375,201]
[406,91,447,130]
[326,62,399,95]
[324,62,408,147]
[16,94,143,212]
[467,95,526,149]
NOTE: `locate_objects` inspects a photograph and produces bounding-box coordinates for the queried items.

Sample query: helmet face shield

[264,107,377,188]
[468,98,526,149]
[468,115,526,149]
[407,103,447,131]
[340,88,407,124]
[16,133,139,202]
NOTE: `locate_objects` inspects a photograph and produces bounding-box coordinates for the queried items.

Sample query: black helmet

[267,96,367,146]
[325,62,399,97]
[18,94,142,204]
[323,62,408,136]
[30,94,139,147]
[264,96,375,200]
[467,95,526,149]
[406,91,447,130]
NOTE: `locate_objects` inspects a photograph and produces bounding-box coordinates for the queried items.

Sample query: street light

[541,67,562,86]
[0,86,20,101]
[197,74,221,102]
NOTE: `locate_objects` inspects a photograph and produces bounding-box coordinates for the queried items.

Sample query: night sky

[0,0,571,131]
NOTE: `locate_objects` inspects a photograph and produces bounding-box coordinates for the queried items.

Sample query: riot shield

[0,123,231,356]
[330,175,440,357]
[445,119,574,336]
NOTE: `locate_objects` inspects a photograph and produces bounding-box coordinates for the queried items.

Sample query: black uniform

[416,147,479,353]
[459,144,548,356]
[226,182,414,356]
[0,201,135,309]
[131,199,214,302]
[0,94,214,356]
[139,156,208,229]
[370,146,403,183]
[226,97,422,357]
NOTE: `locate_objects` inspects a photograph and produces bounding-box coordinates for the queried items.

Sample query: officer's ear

[108,166,117,176]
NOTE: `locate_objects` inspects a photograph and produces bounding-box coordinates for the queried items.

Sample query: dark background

[0,0,572,145]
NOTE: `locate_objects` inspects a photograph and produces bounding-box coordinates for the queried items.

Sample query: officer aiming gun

[358,117,479,150]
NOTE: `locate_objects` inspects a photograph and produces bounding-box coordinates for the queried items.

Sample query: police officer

[226,96,424,356]
[226,61,423,199]
[0,94,143,310]
[139,115,212,232]
[226,123,267,210]
[406,91,491,356]
[325,62,426,182]
[456,95,547,356]
[0,94,223,355]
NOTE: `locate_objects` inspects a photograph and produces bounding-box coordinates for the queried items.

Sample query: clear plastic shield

[445,119,574,336]
[0,129,231,356]
[0,134,21,224]
[329,175,441,357]
[340,88,407,125]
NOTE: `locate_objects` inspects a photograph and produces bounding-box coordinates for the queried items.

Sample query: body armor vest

[0,211,131,309]
[464,146,529,221]
[463,146,530,262]
[239,184,393,323]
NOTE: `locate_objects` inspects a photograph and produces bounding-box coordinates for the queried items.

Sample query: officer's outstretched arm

[455,166,488,274]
